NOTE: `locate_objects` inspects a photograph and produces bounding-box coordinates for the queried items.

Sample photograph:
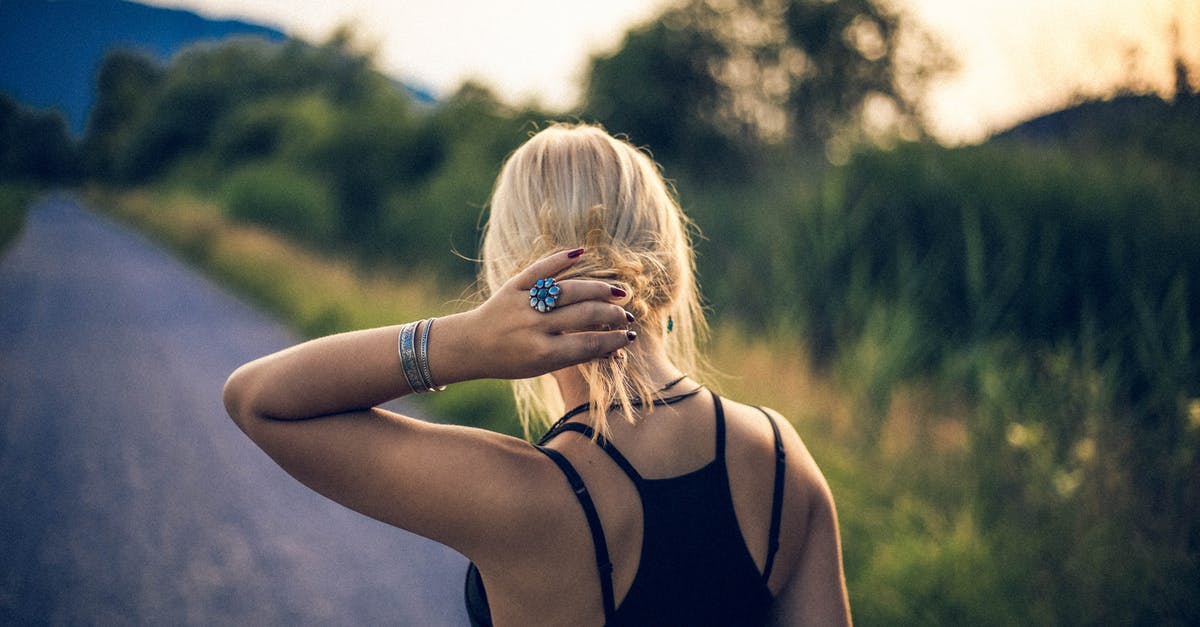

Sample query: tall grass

[678,137,1199,624]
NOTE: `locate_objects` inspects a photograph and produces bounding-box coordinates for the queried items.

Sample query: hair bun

[557,245,670,323]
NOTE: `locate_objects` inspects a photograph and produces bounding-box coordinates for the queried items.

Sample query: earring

[666,315,674,333]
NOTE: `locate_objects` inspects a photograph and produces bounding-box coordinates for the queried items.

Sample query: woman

[223,123,851,626]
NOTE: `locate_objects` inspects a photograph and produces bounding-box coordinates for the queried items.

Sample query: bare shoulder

[760,406,834,494]
[719,398,833,499]
[751,405,839,550]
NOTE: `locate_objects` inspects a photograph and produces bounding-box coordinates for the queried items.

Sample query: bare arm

[766,409,852,626]
[222,249,634,556]
[770,482,852,626]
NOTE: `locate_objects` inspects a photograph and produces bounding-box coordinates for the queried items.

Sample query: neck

[550,334,685,415]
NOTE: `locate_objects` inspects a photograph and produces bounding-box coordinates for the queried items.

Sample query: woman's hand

[433,248,636,382]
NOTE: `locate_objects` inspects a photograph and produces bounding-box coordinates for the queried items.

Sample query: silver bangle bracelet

[418,317,446,392]
[397,320,426,394]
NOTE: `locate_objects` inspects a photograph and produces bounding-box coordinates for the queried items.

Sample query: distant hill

[0,0,287,134]
[995,92,1200,168]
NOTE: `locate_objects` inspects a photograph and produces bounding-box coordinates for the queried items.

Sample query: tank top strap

[533,444,616,619]
[548,422,645,486]
[711,392,727,462]
[755,406,787,584]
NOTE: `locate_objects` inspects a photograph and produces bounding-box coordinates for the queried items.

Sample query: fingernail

[626,330,638,341]
[611,286,627,297]
[625,311,635,323]
[567,248,585,258]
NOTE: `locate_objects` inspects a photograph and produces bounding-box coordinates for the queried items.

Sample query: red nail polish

[625,311,635,322]
[567,248,585,258]
[626,330,638,341]
[611,286,627,297]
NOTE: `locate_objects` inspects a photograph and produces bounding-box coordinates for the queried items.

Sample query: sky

[142,0,1199,144]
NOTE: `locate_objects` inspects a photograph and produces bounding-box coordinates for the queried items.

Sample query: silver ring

[529,277,561,313]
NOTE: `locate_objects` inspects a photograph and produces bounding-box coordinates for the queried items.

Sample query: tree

[0,93,80,182]
[82,49,162,180]
[584,0,950,169]
[584,16,738,174]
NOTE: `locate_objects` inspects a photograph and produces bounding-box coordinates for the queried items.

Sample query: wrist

[424,310,483,386]
[397,318,448,394]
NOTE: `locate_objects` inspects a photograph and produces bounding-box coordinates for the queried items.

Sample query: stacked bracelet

[418,318,446,392]
[397,321,424,393]
[398,318,446,394]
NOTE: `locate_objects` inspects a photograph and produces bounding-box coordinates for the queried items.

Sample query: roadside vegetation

[0,183,35,257]
[0,93,82,256]
[8,0,1199,622]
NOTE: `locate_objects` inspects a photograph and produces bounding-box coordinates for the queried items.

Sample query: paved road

[0,194,469,625]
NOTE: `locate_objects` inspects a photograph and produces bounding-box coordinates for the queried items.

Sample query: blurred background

[1,0,1197,624]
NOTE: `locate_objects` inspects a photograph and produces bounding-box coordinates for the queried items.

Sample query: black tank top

[464,392,787,626]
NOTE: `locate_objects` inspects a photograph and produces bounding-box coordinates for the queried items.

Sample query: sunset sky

[142,0,1199,144]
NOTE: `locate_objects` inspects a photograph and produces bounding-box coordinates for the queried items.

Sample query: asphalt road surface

[0,194,469,625]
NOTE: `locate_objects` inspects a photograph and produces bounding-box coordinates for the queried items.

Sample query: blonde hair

[480,123,707,440]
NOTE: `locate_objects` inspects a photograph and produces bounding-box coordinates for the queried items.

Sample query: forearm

[224,313,479,423]
[223,249,636,427]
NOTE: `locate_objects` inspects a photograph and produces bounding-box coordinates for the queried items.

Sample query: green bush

[221,162,336,243]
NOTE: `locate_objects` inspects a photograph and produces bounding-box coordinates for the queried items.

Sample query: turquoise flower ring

[530,277,560,313]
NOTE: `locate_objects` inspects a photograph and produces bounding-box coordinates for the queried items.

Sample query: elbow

[222,363,260,432]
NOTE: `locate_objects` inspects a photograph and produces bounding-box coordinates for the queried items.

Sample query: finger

[552,329,637,366]
[509,248,585,291]
[543,301,633,334]
[543,278,628,308]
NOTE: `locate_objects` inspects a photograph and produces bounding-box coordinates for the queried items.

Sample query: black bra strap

[534,445,616,619]
[757,407,787,583]
[550,422,644,486]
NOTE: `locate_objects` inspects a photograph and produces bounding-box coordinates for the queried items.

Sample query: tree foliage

[0,93,80,183]
[585,17,738,174]
[584,0,949,170]
[84,36,550,279]
[81,49,163,180]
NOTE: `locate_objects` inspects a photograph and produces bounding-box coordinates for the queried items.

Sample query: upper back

[472,390,810,626]
[598,392,779,625]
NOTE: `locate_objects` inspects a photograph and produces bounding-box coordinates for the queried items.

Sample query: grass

[0,183,37,258]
